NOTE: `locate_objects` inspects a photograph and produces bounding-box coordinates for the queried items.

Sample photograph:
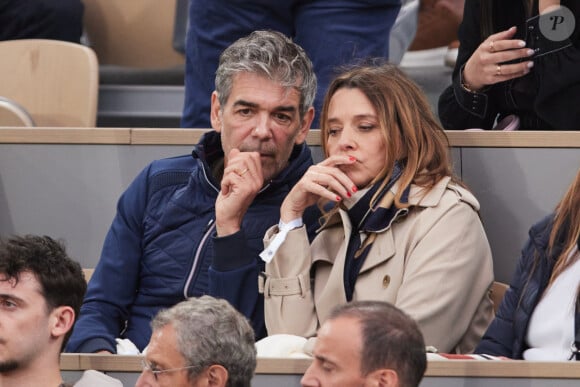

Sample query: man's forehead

[228,72,301,107]
[312,317,365,376]
[321,315,361,334]
[0,271,43,296]
[315,317,362,351]
[147,324,188,369]
[0,270,37,286]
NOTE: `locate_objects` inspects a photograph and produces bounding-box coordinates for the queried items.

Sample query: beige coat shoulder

[262,178,494,353]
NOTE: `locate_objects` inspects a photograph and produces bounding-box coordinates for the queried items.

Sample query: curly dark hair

[0,235,87,350]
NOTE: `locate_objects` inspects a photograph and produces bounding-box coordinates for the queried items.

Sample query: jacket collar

[191,130,313,194]
[312,176,481,282]
[320,176,459,233]
[344,161,405,232]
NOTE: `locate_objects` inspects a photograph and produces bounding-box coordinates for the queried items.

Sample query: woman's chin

[356,179,374,189]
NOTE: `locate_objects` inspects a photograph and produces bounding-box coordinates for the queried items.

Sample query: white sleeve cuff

[259,218,303,263]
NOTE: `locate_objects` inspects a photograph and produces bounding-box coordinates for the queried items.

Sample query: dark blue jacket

[66,131,316,353]
[476,214,580,358]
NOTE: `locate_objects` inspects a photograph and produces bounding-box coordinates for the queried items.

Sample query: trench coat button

[382,275,391,288]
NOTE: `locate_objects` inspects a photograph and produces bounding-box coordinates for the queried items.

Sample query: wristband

[460,66,480,93]
[461,68,478,93]
[259,218,303,263]
[461,79,477,93]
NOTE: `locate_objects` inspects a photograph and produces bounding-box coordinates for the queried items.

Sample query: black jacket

[438,0,580,130]
[475,214,580,358]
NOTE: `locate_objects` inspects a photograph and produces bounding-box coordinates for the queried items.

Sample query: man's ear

[206,364,228,387]
[367,368,399,387]
[295,106,314,145]
[210,91,222,132]
[49,306,75,340]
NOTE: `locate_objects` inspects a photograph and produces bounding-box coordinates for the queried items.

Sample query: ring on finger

[489,40,495,52]
[236,168,249,176]
[496,64,502,76]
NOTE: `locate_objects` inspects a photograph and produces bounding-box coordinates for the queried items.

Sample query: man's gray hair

[151,296,256,387]
[215,30,317,119]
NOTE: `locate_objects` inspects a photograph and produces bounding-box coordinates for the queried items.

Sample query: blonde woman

[261,64,494,354]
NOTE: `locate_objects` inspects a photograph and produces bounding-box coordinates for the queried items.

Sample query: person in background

[301,300,426,387]
[476,168,580,360]
[136,296,256,387]
[67,30,319,353]
[261,63,494,354]
[181,0,402,129]
[438,1,580,130]
[0,235,120,387]
[408,0,464,51]
[0,0,83,43]
[388,0,421,65]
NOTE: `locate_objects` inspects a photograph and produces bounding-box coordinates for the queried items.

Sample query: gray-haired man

[67,30,319,354]
[136,296,256,387]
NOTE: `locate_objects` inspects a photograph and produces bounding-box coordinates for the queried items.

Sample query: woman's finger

[307,163,356,195]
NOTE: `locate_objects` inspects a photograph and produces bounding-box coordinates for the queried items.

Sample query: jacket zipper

[182,162,271,297]
[183,218,215,298]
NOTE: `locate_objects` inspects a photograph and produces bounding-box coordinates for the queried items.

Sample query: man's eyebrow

[0,293,24,303]
[233,100,258,109]
[314,354,337,367]
[232,100,297,113]
[146,357,167,370]
[274,105,297,113]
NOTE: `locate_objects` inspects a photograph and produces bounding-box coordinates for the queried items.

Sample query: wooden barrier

[59,354,580,386]
[1,127,579,146]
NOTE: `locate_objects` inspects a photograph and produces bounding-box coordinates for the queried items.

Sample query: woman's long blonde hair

[521,169,580,309]
[548,168,580,284]
[319,63,456,209]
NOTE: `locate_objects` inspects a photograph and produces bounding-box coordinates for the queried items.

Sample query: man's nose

[252,113,272,139]
[300,365,318,387]
[134,370,153,387]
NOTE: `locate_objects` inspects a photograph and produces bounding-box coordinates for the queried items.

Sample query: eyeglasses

[141,358,197,381]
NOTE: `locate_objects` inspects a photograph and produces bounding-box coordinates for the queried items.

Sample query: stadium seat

[0,39,98,126]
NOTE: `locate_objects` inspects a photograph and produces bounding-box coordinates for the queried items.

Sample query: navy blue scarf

[343,161,409,301]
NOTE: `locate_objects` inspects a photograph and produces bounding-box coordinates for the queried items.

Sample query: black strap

[570,333,580,361]
[570,302,580,361]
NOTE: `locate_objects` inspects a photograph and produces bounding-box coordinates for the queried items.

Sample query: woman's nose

[337,128,356,150]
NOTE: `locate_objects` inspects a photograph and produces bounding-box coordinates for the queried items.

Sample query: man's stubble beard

[0,359,19,374]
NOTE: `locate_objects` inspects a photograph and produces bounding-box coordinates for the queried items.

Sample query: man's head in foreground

[302,300,426,387]
[0,235,86,386]
[136,296,256,387]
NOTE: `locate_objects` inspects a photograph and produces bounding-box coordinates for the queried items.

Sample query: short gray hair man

[215,29,317,120]
[137,296,256,387]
